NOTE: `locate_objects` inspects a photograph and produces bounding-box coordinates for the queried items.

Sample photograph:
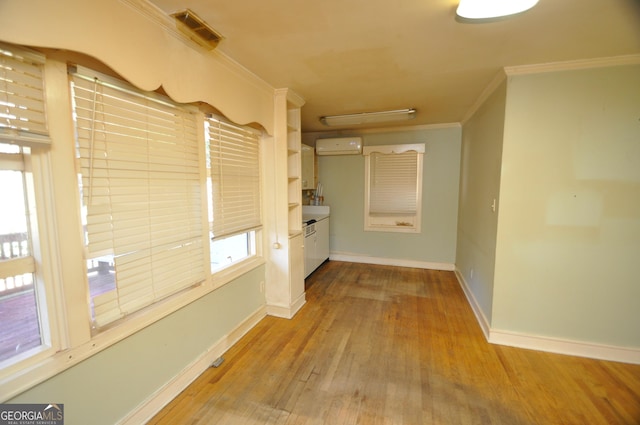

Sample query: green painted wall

[494,65,640,346]
[456,79,507,324]
[9,266,265,425]
[314,126,461,265]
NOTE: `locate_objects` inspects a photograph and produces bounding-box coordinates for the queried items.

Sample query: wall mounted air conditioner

[315,137,363,156]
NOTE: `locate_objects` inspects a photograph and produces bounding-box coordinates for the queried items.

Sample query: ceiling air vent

[171,9,224,50]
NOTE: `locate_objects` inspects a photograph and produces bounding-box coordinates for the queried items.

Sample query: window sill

[364,223,421,234]
[365,214,420,234]
[211,256,265,290]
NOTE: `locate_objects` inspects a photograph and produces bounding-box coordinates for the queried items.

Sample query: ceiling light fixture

[456,0,539,19]
[320,108,416,127]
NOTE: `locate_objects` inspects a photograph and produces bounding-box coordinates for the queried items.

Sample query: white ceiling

[148,0,640,132]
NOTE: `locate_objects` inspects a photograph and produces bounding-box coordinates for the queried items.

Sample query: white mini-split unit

[315,137,363,156]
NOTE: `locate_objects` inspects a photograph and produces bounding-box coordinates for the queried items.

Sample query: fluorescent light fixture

[456,0,539,19]
[320,108,416,127]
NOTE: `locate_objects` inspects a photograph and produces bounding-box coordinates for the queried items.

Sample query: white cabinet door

[303,218,329,278]
[304,232,316,278]
[290,233,305,301]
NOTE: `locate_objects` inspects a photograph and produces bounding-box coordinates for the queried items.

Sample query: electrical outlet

[470,269,474,280]
[260,281,265,293]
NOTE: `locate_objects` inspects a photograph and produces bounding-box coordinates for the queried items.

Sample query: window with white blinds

[0,42,51,147]
[206,115,261,240]
[364,144,424,233]
[70,66,205,328]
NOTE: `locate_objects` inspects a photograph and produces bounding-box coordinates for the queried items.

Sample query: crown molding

[119,0,273,97]
[461,54,640,125]
[275,87,306,108]
[461,69,507,125]
[504,54,640,76]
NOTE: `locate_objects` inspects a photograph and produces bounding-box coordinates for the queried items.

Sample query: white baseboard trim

[330,252,455,271]
[453,268,640,365]
[454,268,490,339]
[489,330,640,365]
[118,305,267,425]
[266,294,306,319]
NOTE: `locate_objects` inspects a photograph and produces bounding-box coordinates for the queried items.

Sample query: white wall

[493,64,640,350]
[308,125,461,268]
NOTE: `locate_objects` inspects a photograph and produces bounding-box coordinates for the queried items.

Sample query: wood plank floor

[149,261,640,425]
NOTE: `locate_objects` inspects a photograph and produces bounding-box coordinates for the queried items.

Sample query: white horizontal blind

[71,67,204,327]
[0,43,51,147]
[207,116,261,239]
[370,151,418,215]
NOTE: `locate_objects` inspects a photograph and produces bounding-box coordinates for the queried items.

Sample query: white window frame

[0,144,63,380]
[0,42,63,384]
[363,143,425,233]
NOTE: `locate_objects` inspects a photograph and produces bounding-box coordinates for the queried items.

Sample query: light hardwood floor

[149,261,640,424]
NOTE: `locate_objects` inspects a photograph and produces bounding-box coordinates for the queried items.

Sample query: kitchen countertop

[302,205,330,224]
[303,214,329,224]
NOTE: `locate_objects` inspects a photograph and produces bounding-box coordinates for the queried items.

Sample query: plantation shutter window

[363,144,424,233]
[70,66,205,327]
[0,42,51,148]
[206,115,261,240]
